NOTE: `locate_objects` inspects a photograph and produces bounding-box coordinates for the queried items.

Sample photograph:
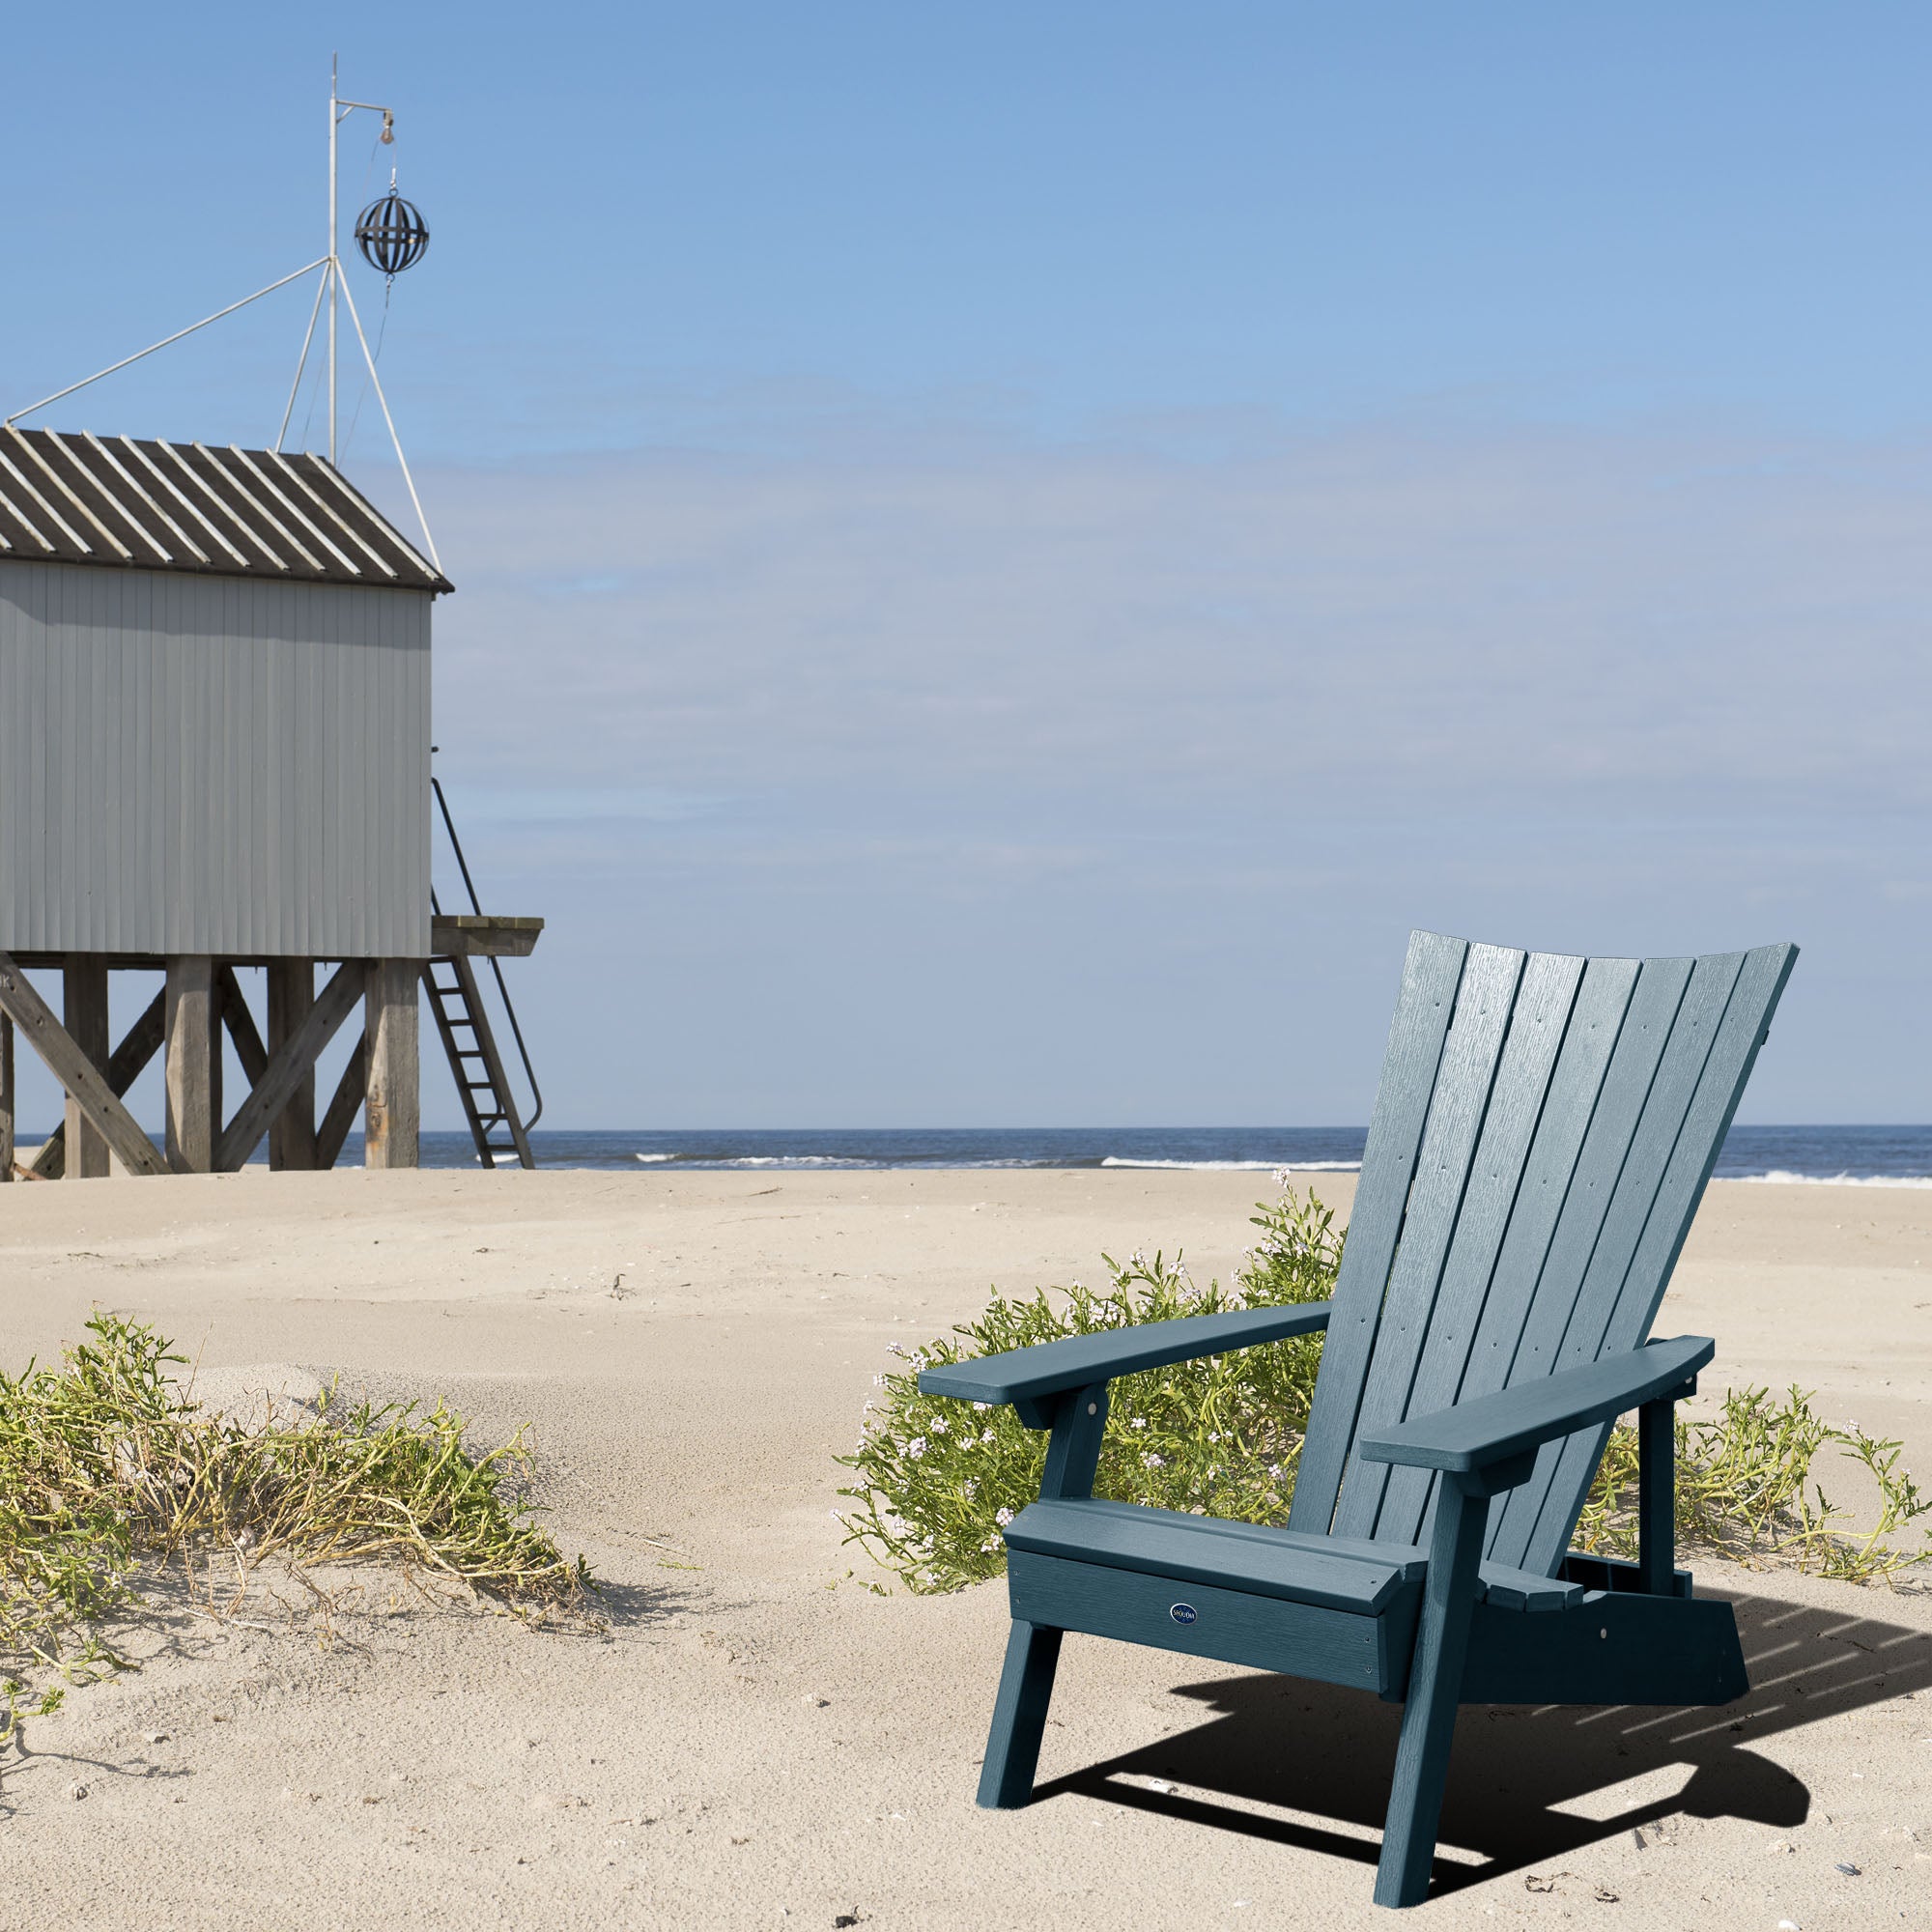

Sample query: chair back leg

[978,1620,1065,1808]
[1374,1478,1491,1907]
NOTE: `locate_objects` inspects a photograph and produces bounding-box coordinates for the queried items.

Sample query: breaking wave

[1729,1169,1932,1189]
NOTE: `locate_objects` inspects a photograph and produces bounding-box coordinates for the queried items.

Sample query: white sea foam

[1098,1156,1363,1173]
[720,1154,845,1167]
[1728,1169,1932,1190]
[633,1152,849,1166]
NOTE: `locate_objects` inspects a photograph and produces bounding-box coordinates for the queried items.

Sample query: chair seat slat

[1004,1501,1589,1618]
[1006,1498,1418,1613]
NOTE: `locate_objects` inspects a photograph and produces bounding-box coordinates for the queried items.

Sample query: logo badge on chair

[1169,1603,1198,1626]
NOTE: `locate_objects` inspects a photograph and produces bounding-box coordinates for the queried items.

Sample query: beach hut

[0,426,540,1179]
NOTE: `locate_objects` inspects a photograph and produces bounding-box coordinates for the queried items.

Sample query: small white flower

[995,1507,1015,1527]
[980,1430,996,1446]
[1143,1453,1166,1470]
[906,1436,926,1460]
[972,1402,990,1412]
[1131,1418,1148,1431]
[930,1416,950,1435]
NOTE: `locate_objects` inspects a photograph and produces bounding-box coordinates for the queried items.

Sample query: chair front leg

[978,1620,1064,1807]
[977,1380,1111,1809]
[1374,1472,1496,1909]
[1037,1380,1111,1500]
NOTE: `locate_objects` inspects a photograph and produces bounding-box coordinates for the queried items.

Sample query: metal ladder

[427,778,543,1169]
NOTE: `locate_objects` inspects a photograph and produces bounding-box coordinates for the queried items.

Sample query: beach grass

[0,1311,594,1722]
[1577,1381,1932,1583]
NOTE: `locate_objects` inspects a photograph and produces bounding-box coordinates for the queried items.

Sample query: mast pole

[328,53,339,465]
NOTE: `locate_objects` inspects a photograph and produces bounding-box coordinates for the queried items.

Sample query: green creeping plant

[841,1186,1930,1596]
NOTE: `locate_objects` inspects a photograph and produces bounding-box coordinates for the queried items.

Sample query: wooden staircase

[427,777,543,1170]
[423,941,534,1168]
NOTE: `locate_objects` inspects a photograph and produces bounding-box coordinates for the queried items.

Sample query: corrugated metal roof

[0,427,452,593]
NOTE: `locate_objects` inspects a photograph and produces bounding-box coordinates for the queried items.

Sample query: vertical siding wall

[0,562,432,957]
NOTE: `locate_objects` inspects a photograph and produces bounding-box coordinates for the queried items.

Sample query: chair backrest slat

[1328,942,1527,1540]
[1364,948,1587,1547]
[1435,955,1640,1410]
[1508,941,1797,1573]
[1483,950,1741,1565]
[1477,956,1692,1416]
[1288,930,1467,1534]
[1293,930,1795,1573]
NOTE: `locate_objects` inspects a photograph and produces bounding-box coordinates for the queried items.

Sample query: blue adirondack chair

[919,932,1796,1908]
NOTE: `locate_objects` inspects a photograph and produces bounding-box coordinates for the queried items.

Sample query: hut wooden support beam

[216,962,362,1173]
[0,1011,13,1180]
[266,960,318,1170]
[30,987,166,1180]
[217,966,270,1086]
[363,960,420,1170]
[65,954,112,1178]
[0,951,167,1177]
[165,957,221,1173]
[317,1034,367,1171]
[0,952,457,1179]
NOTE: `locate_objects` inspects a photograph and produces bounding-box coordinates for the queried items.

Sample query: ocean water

[390,1123,1932,1185]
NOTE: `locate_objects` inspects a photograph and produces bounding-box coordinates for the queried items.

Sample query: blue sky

[3,6,1929,1126]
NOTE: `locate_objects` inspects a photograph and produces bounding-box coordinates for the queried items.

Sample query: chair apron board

[919,928,1797,1909]
[1009,1552,1419,1695]
[1003,1525,1748,1708]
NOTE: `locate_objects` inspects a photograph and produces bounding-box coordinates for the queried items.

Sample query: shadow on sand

[1034,1587,1932,1896]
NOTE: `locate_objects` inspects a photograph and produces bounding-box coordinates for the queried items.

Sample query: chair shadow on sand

[1036,1585,1932,1894]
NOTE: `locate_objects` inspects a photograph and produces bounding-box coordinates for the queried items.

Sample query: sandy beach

[2,1166,1929,1929]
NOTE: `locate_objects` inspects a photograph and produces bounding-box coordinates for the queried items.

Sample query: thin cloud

[378,414,1932,1124]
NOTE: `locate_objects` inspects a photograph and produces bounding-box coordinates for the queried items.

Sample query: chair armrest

[1358,1335,1714,1478]
[918,1303,1333,1425]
